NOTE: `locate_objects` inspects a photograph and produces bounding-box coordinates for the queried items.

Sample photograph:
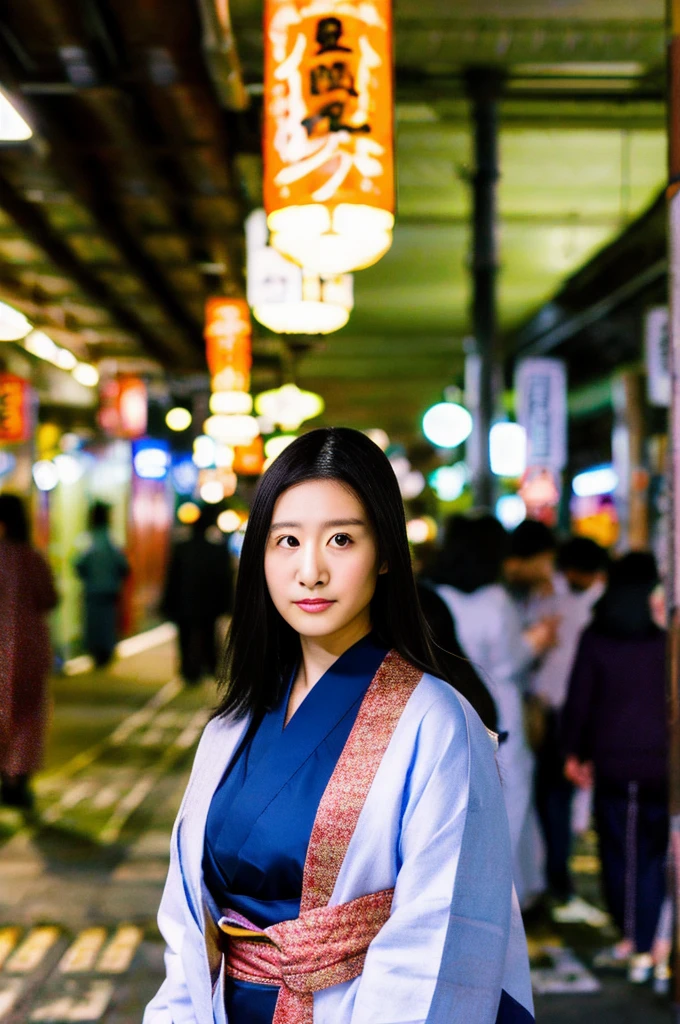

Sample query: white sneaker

[628,954,653,984]
[552,896,610,928]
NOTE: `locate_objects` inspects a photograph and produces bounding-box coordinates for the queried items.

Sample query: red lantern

[0,373,32,443]
[98,375,148,439]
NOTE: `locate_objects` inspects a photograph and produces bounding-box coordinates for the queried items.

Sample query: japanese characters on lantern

[264,0,394,276]
[0,373,33,443]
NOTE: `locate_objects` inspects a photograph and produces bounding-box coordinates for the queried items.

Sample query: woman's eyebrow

[270,517,365,531]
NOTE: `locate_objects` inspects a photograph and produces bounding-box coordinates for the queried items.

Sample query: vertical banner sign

[645,306,671,407]
[204,299,252,394]
[515,358,567,471]
[264,0,395,275]
[0,373,32,442]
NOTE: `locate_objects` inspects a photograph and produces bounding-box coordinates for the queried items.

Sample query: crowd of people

[420,512,670,992]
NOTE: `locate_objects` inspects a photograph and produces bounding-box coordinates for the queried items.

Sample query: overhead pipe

[197,0,249,111]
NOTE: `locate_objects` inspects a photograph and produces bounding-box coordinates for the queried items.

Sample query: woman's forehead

[271,479,365,520]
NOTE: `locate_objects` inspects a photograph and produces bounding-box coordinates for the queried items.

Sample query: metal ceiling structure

[0,0,670,442]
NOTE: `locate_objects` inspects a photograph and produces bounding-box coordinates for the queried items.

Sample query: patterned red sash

[219,650,423,1023]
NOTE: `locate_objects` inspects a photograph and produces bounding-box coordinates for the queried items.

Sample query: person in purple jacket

[562,552,668,987]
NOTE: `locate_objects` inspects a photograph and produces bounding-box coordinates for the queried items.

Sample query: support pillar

[466,68,503,509]
[666,0,680,1012]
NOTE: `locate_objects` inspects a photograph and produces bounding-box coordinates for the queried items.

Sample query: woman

[0,494,58,809]
[433,514,555,908]
[562,552,668,987]
[145,429,534,1024]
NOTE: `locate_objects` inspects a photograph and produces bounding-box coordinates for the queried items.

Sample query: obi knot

[219,888,394,1023]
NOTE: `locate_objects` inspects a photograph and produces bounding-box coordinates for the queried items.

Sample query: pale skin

[264,479,387,727]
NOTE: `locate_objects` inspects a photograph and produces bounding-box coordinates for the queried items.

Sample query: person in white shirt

[506,526,608,913]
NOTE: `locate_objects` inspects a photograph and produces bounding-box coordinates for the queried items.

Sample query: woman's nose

[297,543,328,588]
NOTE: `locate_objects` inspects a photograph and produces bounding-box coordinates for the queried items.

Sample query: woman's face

[264,478,385,646]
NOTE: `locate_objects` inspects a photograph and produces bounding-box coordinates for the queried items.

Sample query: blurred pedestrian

[416,580,498,733]
[562,552,668,985]
[162,508,233,685]
[0,494,58,810]
[75,502,130,667]
[434,513,556,907]
[526,536,608,918]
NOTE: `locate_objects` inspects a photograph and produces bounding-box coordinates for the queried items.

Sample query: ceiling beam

[0,170,199,367]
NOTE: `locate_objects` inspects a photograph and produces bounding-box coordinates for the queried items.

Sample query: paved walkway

[0,636,674,1021]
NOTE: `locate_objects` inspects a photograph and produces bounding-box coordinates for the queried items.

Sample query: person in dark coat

[0,495,58,809]
[562,552,668,984]
[76,502,130,666]
[162,508,234,685]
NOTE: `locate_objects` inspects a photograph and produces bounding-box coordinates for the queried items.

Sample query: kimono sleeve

[350,692,534,1024]
[143,723,216,1024]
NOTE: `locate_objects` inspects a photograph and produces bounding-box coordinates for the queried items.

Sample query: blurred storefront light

[263,1,394,276]
[177,502,201,525]
[422,402,473,449]
[364,428,390,451]
[166,407,192,432]
[33,460,59,492]
[53,454,83,486]
[406,516,437,545]
[133,441,170,481]
[0,301,31,342]
[193,435,216,469]
[25,330,59,361]
[0,89,32,141]
[217,509,242,534]
[72,362,99,388]
[255,384,324,432]
[429,463,468,502]
[264,434,298,460]
[209,391,254,415]
[490,422,527,478]
[496,494,527,530]
[200,480,225,504]
[171,458,199,496]
[572,465,618,498]
[204,414,259,446]
[400,470,426,500]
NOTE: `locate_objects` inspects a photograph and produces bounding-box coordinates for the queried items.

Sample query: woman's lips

[294,599,335,613]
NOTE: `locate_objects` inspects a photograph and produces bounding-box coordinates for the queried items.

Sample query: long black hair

[215,427,449,720]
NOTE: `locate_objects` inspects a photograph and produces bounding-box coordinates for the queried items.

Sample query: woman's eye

[331,533,352,548]
[277,535,299,548]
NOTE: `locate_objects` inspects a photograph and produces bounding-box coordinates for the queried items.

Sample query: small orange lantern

[264,0,394,276]
[0,373,32,443]
[233,436,265,476]
[205,299,252,393]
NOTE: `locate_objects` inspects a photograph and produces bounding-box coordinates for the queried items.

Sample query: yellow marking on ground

[31,980,115,1021]
[58,929,108,974]
[96,926,143,974]
[0,928,20,970]
[0,979,23,1020]
[5,927,59,973]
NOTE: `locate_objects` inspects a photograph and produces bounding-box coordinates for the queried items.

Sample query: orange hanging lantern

[233,436,265,476]
[205,299,252,393]
[0,373,33,443]
[264,0,394,276]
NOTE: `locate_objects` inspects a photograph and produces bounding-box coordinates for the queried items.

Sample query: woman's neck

[296,618,372,693]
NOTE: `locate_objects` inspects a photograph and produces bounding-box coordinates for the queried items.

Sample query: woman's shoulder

[409,669,493,748]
